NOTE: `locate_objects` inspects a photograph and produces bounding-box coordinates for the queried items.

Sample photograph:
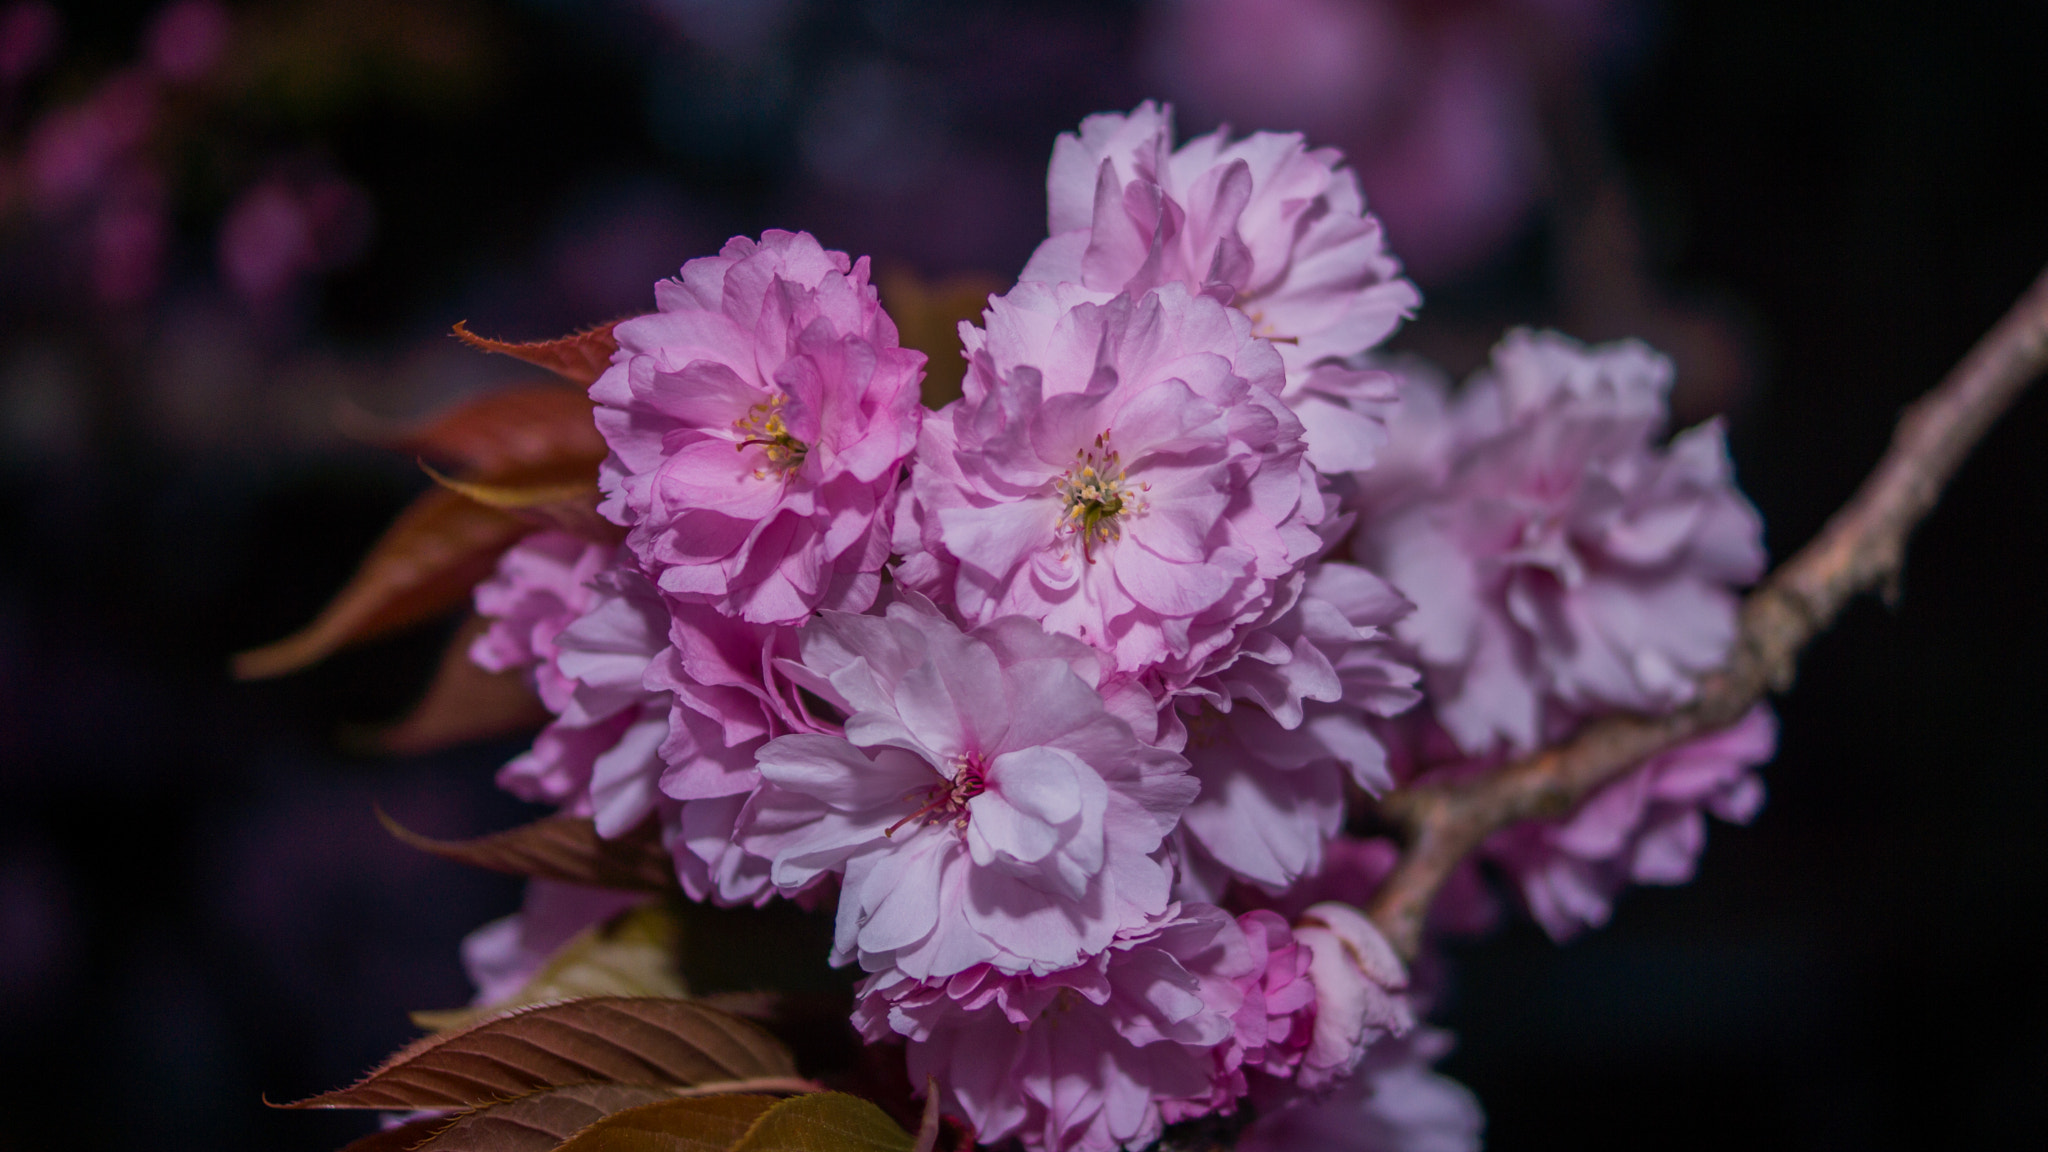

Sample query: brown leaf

[337,1116,449,1152]
[876,269,1004,410]
[552,1094,779,1152]
[233,486,531,680]
[411,1084,680,1152]
[730,1093,915,1152]
[423,464,619,544]
[281,998,799,1110]
[371,384,609,478]
[376,810,679,894]
[377,614,550,756]
[413,903,687,1033]
[455,321,624,387]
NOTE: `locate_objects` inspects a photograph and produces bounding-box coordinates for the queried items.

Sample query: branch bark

[1367,262,2048,959]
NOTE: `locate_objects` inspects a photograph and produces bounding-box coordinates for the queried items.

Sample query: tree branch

[1367,262,2048,959]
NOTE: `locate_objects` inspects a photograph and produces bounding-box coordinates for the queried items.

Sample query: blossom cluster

[464,104,1770,1152]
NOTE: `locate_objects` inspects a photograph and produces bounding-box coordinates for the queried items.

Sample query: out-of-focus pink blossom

[1174,562,1421,898]
[1021,101,1419,454]
[460,880,648,1006]
[854,905,1271,1152]
[1240,1027,1484,1152]
[0,2,58,84]
[1353,329,1766,756]
[471,531,614,713]
[739,596,1195,979]
[217,172,373,305]
[1484,705,1776,939]
[89,167,165,304]
[144,0,229,82]
[593,230,924,625]
[23,72,155,211]
[897,281,1325,686]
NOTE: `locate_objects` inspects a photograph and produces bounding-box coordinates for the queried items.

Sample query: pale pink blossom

[592,230,924,625]
[738,596,1196,979]
[896,280,1326,687]
[853,906,1278,1152]
[1240,1027,1484,1152]
[471,531,613,713]
[1173,561,1421,898]
[1354,329,1766,756]
[1021,102,1416,470]
[1290,901,1413,1089]
[1484,705,1776,940]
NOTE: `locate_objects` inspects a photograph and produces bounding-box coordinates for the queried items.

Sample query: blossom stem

[1368,260,2048,959]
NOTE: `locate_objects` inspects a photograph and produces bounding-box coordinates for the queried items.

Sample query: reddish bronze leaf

[380,383,608,478]
[233,486,531,680]
[377,810,679,894]
[455,321,623,387]
[281,998,798,1111]
[551,1095,779,1152]
[411,1084,680,1152]
[377,614,550,756]
[423,465,618,544]
[337,1116,449,1152]
[729,1093,914,1152]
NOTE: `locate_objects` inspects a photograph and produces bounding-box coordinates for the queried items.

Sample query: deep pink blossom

[592,230,924,625]
[1240,1027,1484,1152]
[853,906,1271,1152]
[470,531,613,712]
[896,280,1327,686]
[1484,705,1776,939]
[738,596,1197,978]
[1173,561,1421,897]
[1353,329,1766,756]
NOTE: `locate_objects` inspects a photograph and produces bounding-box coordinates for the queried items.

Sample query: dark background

[3,1,2045,1149]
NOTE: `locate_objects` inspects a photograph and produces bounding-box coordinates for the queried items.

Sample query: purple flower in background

[739,596,1196,979]
[0,2,58,84]
[1021,102,1417,469]
[1484,705,1777,939]
[1354,329,1766,756]
[143,0,228,82]
[217,169,374,306]
[898,280,1326,686]
[592,230,925,625]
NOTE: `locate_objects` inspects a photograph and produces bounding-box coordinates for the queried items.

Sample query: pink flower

[1353,329,1766,756]
[852,905,1273,1152]
[1174,562,1422,897]
[144,0,228,83]
[460,880,648,1006]
[471,531,613,712]
[1290,901,1414,1089]
[896,280,1327,686]
[1484,705,1776,940]
[738,596,1197,979]
[1021,102,1417,470]
[1240,1027,1484,1152]
[592,230,925,625]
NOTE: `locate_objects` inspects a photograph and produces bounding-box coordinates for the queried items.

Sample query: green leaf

[280,998,798,1111]
[730,1093,915,1152]
[413,904,687,1032]
[375,810,680,894]
[551,1094,781,1152]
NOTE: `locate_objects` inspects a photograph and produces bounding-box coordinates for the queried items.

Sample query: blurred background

[2,1,2045,1148]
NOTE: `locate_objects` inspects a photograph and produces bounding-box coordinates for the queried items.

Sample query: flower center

[884,752,990,838]
[733,395,807,476]
[1054,433,1149,562]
